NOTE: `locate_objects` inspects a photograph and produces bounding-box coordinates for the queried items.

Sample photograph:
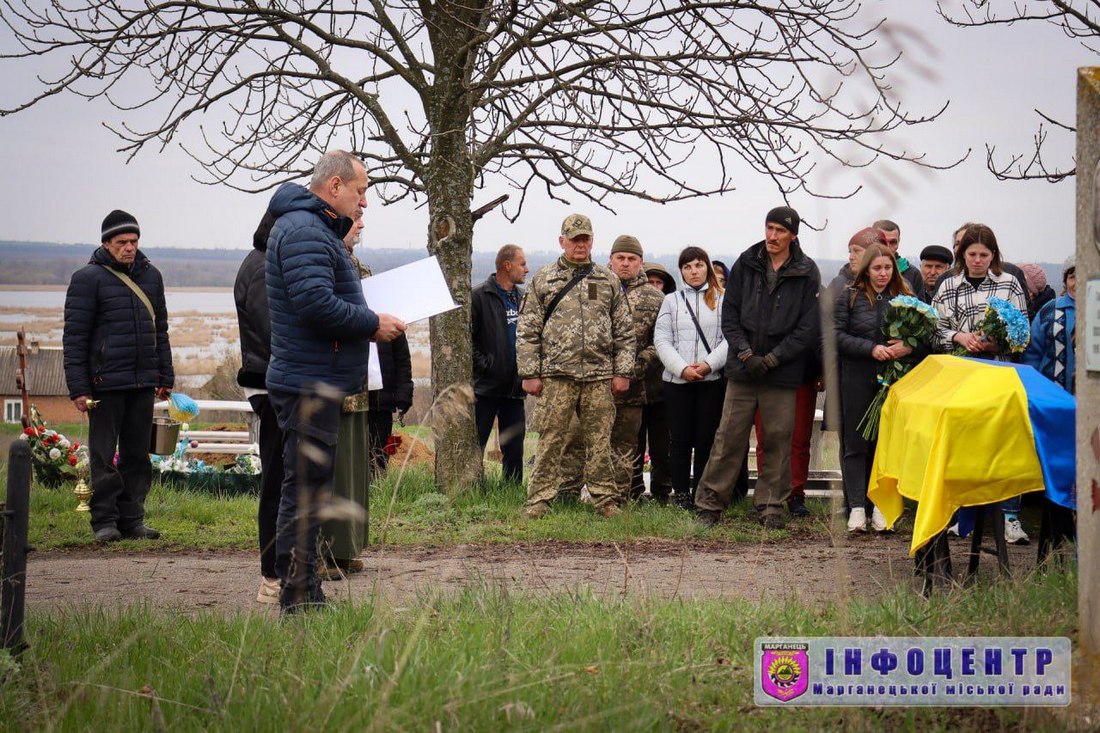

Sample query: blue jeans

[269,387,342,610]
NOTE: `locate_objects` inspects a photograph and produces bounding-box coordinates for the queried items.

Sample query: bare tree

[939,0,1099,181]
[1,0,949,489]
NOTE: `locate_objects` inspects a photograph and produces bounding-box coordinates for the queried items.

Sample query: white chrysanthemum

[59,438,71,448]
[48,448,62,460]
[18,433,28,441]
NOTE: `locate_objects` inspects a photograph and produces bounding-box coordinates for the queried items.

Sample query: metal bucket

[150,417,181,455]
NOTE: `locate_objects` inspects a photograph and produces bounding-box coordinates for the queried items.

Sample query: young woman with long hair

[932,223,1031,544]
[835,243,920,533]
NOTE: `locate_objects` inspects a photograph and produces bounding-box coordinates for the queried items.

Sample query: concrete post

[1075,68,1100,661]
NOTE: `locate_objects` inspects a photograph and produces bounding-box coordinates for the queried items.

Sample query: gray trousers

[694,381,797,519]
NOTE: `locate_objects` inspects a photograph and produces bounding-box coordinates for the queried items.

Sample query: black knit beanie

[101,210,140,242]
[765,206,800,236]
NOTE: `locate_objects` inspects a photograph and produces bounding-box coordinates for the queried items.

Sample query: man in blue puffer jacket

[265,150,406,613]
[63,209,173,544]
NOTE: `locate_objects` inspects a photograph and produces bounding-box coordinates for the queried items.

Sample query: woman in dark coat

[834,243,919,533]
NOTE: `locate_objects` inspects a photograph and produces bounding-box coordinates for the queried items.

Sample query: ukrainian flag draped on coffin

[867,355,1076,555]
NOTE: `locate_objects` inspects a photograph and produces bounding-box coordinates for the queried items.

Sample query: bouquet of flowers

[952,297,1030,357]
[857,295,939,441]
[19,407,89,488]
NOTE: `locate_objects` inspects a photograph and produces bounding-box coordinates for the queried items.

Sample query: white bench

[154,400,258,456]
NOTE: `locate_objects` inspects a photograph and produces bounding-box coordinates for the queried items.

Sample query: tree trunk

[422,0,491,491]
[425,151,482,492]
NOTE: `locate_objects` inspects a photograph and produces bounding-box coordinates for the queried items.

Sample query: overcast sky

[0,2,1092,266]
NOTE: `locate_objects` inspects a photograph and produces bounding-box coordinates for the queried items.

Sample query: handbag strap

[681,291,712,353]
[101,265,157,349]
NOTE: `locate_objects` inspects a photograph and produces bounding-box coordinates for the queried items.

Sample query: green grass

[0,566,1083,731]
[18,460,831,552]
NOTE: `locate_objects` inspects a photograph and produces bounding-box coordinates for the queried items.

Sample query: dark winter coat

[234,246,271,390]
[896,256,924,300]
[722,240,821,388]
[825,264,856,304]
[1028,284,1056,321]
[374,335,414,412]
[471,274,524,399]
[264,183,379,395]
[834,287,927,444]
[63,247,174,399]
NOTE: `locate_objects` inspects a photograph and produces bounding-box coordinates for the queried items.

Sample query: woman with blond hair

[654,246,730,508]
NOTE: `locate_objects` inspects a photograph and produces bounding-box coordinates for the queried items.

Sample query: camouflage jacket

[517,257,635,382]
[616,272,664,406]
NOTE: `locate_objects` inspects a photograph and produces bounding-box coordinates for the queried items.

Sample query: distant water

[0,288,236,314]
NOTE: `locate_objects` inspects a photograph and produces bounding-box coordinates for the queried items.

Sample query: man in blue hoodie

[265,150,406,613]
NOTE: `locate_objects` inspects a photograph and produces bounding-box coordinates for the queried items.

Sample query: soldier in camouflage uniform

[559,235,664,502]
[517,214,635,518]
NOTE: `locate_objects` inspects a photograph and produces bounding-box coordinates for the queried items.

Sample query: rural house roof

[0,345,67,396]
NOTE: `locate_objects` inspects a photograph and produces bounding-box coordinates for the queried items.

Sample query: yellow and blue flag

[867,355,1075,555]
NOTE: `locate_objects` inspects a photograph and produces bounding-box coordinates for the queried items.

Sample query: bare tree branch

[0,0,962,487]
[939,0,1093,180]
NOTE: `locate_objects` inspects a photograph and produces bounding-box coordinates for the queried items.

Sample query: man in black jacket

[471,244,529,484]
[695,206,821,529]
[63,210,174,542]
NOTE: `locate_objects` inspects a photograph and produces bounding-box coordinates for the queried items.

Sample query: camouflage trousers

[526,377,617,509]
[560,405,643,502]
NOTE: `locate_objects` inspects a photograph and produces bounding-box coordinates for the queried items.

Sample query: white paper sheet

[361,255,459,324]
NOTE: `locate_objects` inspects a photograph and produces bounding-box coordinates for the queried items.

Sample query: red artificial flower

[23,426,37,436]
[72,442,80,449]
[68,455,78,466]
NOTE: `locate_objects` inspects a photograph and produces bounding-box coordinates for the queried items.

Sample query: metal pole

[2,440,32,655]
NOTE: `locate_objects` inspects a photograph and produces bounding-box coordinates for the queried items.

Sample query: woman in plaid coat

[931,223,1030,544]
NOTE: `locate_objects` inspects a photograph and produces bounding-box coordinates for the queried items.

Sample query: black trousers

[367,407,393,475]
[87,388,154,532]
[839,365,878,511]
[663,379,726,498]
[248,394,285,580]
[634,400,672,498]
[475,395,526,484]
[269,388,342,608]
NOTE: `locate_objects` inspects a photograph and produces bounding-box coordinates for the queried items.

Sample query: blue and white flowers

[858,295,940,441]
[953,297,1031,356]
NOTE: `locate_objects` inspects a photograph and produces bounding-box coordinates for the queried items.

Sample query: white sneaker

[870,506,889,532]
[947,523,960,537]
[1005,516,1030,545]
[256,577,280,605]
[847,507,867,533]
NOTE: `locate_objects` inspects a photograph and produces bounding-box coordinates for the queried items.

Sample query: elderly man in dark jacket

[63,210,173,543]
[695,206,821,529]
[265,149,405,613]
[471,244,528,484]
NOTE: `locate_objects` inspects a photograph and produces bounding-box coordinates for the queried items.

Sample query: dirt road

[25,535,1036,614]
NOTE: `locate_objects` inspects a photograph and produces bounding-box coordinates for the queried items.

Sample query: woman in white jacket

[654,246,728,507]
